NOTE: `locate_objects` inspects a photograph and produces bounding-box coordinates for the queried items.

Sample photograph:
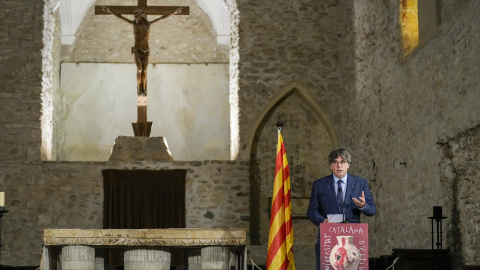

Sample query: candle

[433,206,442,218]
[0,192,4,207]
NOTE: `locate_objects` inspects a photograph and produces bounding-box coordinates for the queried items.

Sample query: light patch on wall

[41,0,58,161]
[59,63,230,161]
[227,0,240,160]
[399,0,419,57]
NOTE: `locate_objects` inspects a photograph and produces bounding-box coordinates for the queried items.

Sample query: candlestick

[428,206,447,251]
[433,206,442,219]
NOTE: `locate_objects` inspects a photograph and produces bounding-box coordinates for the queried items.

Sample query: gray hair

[328,148,351,164]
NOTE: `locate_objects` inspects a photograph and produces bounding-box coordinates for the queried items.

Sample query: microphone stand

[337,185,348,223]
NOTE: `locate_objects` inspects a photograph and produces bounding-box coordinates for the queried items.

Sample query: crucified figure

[102,6,183,96]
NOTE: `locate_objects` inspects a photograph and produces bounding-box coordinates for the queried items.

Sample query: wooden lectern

[320,223,369,270]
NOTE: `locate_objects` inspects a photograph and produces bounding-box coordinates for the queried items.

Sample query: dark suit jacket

[307,174,376,226]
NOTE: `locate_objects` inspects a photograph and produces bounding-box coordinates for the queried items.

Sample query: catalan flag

[267,130,295,270]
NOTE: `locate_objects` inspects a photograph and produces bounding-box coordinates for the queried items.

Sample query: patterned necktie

[337,180,344,213]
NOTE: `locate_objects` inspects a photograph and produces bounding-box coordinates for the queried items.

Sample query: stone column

[201,246,230,270]
[124,249,171,270]
[94,257,105,270]
[61,245,95,270]
[187,249,202,270]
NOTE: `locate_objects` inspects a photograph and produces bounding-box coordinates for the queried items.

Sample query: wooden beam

[137,106,147,124]
[94,5,189,16]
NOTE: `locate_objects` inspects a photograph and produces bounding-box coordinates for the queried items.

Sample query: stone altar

[108,136,174,161]
[42,228,247,270]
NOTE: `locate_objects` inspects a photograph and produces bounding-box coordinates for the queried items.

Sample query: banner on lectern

[320,223,369,270]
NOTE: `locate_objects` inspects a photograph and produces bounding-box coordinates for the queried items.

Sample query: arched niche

[248,82,339,248]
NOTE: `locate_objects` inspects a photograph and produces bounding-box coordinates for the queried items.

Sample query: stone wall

[40,0,63,162]
[235,1,354,268]
[0,0,45,162]
[236,0,355,160]
[51,8,62,162]
[439,125,480,266]
[2,0,480,268]
[0,160,249,266]
[234,0,480,267]
[349,0,480,267]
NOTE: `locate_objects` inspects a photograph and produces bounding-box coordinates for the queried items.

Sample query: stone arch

[47,0,234,161]
[248,81,338,246]
[247,81,338,158]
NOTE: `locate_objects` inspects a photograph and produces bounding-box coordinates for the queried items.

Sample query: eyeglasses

[331,160,348,165]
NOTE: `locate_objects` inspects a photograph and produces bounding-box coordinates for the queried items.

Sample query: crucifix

[95,1,189,137]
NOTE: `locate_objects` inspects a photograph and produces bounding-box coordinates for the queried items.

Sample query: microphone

[338,186,348,223]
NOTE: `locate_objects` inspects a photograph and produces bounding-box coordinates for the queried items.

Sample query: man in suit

[307,148,376,270]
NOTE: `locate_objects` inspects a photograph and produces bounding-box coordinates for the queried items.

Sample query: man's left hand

[352,191,366,208]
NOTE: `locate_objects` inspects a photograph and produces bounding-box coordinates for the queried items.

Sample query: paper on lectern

[327,214,344,223]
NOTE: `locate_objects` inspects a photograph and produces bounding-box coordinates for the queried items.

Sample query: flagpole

[267,121,296,270]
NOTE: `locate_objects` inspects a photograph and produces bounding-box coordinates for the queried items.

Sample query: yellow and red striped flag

[267,130,296,270]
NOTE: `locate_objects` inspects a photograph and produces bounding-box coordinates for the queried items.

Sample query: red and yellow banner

[267,131,295,270]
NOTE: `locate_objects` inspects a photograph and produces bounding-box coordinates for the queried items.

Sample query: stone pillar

[187,249,202,270]
[124,249,171,270]
[94,257,105,270]
[61,245,95,270]
[201,246,230,270]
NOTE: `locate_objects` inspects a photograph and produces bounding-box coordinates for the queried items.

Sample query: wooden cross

[95,0,189,137]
